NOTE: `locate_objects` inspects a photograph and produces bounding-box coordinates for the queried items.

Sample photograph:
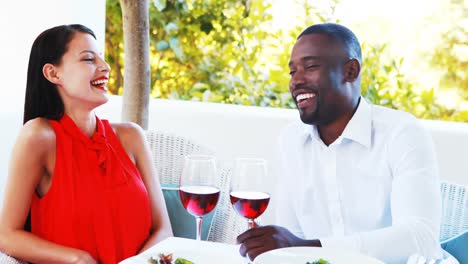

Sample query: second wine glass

[179,155,220,241]
[230,158,270,230]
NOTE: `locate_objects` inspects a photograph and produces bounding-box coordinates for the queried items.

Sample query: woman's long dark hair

[23,24,96,125]
[23,24,96,231]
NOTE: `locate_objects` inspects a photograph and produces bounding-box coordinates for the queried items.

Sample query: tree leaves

[106,0,468,122]
[153,0,167,12]
[156,40,169,51]
[169,37,185,62]
[165,22,179,35]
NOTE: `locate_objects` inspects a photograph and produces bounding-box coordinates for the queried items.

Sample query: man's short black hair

[298,23,362,63]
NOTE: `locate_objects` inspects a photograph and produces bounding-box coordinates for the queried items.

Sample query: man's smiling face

[288,33,350,126]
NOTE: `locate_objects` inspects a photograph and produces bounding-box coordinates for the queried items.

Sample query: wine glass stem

[196,217,203,241]
[248,219,256,229]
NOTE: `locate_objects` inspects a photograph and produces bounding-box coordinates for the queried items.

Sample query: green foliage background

[105,0,468,121]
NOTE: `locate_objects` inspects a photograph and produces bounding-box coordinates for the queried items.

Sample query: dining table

[119,237,248,264]
[119,236,388,264]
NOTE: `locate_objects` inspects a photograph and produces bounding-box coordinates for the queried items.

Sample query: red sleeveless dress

[31,114,152,264]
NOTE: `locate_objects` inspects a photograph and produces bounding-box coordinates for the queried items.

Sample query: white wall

[0,0,106,209]
[0,0,106,110]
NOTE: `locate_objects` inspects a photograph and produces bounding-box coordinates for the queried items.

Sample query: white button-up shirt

[276,98,443,264]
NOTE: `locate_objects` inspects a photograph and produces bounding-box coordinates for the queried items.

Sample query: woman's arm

[114,122,173,252]
[0,118,97,264]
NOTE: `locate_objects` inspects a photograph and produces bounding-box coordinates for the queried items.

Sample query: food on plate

[306,259,330,264]
[148,253,194,264]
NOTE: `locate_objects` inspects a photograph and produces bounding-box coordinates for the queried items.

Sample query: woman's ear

[42,63,61,85]
[343,59,361,82]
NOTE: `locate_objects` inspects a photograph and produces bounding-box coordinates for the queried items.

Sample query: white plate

[254,247,384,264]
[123,249,246,264]
[119,238,247,264]
[145,249,245,264]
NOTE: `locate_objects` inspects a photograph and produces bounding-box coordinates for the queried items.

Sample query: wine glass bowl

[230,158,270,229]
[179,185,220,217]
[230,191,270,221]
[179,155,220,240]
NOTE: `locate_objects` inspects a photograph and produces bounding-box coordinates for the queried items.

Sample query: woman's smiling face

[51,32,111,109]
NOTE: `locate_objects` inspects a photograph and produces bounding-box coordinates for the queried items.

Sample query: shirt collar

[299,96,372,148]
[340,97,372,148]
[60,114,107,147]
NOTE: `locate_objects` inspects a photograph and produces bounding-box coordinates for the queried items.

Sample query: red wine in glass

[179,185,220,217]
[230,191,270,219]
[231,158,269,230]
[179,155,218,241]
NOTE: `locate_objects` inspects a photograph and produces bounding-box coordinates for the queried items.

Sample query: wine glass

[230,158,270,230]
[179,155,220,241]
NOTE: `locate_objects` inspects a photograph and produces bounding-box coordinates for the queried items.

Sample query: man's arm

[321,118,442,263]
[238,119,442,263]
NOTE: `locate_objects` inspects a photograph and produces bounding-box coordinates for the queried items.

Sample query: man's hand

[236,225,321,260]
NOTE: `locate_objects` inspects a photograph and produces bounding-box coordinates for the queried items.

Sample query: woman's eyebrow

[79,50,104,57]
[80,50,96,55]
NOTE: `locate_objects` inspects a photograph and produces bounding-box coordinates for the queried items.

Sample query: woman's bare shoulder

[110,122,147,162]
[20,117,56,147]
[111,121,145,140]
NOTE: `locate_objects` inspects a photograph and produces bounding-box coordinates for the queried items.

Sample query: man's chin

[299,112,318,125]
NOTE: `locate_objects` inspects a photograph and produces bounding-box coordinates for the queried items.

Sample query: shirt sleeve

[321,118,443,263]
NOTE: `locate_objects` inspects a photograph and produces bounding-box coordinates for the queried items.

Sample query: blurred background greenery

[105,0,468,121]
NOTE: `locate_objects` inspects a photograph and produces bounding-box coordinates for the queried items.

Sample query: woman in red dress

[0,24,172,263]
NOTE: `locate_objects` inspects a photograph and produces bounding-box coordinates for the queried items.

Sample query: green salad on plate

[306,259,330,264]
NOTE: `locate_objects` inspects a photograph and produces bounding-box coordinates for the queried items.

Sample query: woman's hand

[72,250,98,264]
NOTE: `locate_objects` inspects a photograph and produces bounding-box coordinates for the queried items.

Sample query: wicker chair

[145,130,245,243]
[145,130,214,185]
[440,181,468,241]
[0,254,26,264]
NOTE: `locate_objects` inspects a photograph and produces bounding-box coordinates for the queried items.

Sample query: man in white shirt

[237,23,443,264]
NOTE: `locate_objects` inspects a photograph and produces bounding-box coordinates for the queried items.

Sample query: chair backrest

[0,253,27,264]
[440,181,468,241]
[145,130,214,185]
[145,131,246,243]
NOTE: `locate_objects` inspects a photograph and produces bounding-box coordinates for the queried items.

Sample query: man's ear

[343,59,360,82]
[42,63,61,85]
